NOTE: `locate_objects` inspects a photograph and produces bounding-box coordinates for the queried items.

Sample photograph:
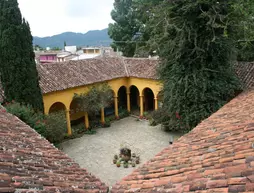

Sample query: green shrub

[5,102,67,144]
[44,112,67,144]
[103,118,111,128]
[150,108,169,126]
[119,108,129,119]
[106,115,115,122]
[5,102,46,136]
[72,123,85,134]
[149,118,157,126]
[84,129,97,135]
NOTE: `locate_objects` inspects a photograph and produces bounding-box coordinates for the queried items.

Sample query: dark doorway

[118,86,127,109]
[49,102,65,113]
[143,88,154,111]
[130,85,139,110]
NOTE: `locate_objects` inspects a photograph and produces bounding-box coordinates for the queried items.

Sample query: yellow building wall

[43,77,162,118]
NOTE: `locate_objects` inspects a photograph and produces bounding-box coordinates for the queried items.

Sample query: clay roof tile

[0,107,108,192]
[112,89,254,192]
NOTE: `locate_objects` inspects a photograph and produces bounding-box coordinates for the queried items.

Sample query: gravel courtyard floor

[60,117,182,188]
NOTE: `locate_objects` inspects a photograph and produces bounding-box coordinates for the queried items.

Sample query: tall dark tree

[132,0,164,57]
[153,0,253,132]
[0,0,43,111]
[108,0,139,57]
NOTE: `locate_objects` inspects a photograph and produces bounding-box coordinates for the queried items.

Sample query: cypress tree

[0,0,43,111]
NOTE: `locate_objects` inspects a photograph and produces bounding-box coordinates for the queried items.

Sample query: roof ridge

[122,58,130,77]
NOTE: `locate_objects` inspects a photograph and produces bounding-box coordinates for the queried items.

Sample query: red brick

[247,175,254,183]
[224,164,247,177]
[229,185,246,192]
[206,180,228,189]
[170,176,187,183]
[154,180,169,187]
[220,157,234,163]
[144,173,162,179]
[228,177,247,185]
[246,183,254,191]
[163,169,181,176]
[233,159,246,164]
[130,184,142,189]
[204,168,224,176]
[187,172,203,180]
[207,188,228,193]
[212,174,226,181]
[189,179,208,191]
[141,183,154,189]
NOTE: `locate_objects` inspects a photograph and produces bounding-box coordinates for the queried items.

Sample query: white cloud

[18,0,114,37]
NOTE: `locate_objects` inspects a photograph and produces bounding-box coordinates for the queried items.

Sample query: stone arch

[117,86,127,109]
[142,87,155,111]
[48,102,66,114]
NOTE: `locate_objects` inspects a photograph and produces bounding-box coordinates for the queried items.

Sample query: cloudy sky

[18,0,114,37]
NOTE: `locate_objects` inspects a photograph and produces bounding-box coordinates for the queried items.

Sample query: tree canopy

[109,0,254,132]
[0,0,43,111]
[108,0,138,57]
[72,83,114,115]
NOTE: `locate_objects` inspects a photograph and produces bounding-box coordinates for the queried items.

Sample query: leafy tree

[0,0,43,111]
[108,0,139,57]
[132,0,164,57]
[34,44,44,51]
[73,83,113,115]
[153,0,248,132]
[234,1,254,61]
[109,0,164,57]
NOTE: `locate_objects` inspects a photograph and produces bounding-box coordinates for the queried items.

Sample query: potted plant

[135,158,140,164]
[114,154,118,160]
[120,147,131,162]
[123,162,129,168]
[116,161,121,167]
[113,159,117,164]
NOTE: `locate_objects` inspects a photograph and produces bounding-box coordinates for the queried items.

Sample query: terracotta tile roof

[0,59,253,97]
[38,57,127,93]
[235,62,254,89]
[0,107,108,193]
[112,89,254,193]
[35,59,254,94]
[37,57,158,94]
[124,58,159,80]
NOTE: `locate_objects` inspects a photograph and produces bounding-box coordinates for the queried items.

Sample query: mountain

[33,28,112,48]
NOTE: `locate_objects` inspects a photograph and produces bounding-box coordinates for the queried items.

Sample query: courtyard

[60,117,182,187]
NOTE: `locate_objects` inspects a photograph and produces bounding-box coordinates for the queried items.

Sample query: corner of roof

[122,58,130,77]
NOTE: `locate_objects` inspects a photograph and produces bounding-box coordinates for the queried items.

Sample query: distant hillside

[33,28,112,48]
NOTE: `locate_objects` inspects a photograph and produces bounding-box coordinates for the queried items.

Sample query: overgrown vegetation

[5,102,66,144]
[156,0,246,132]
[110,0,254,132]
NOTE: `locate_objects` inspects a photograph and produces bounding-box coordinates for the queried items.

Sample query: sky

[18,0,114,37]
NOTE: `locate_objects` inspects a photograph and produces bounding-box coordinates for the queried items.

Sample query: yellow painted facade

[43,77,162,135]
